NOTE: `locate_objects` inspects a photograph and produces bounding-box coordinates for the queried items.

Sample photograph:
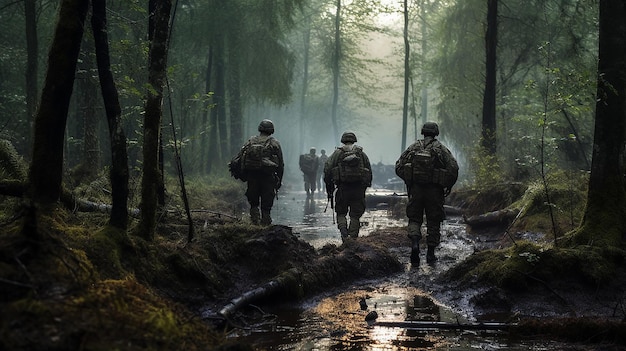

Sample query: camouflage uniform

[324,132,372,241]
[237,120,284,225]
[299,148,319,196]
[395,122,458,264]
[317,149,328,191]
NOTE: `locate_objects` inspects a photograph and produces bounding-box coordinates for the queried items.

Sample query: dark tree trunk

[401,0,410,152]
[28,0,89,206]
[481,0,498,155]
[215,38,227,164]
[139,0,172,240]
[203,46,213,174]
[91,0,130,229]
[299,19,311,155]
[228,37,243,156]
[573,0,626,246]
[330,0,341,142]
[25,0,38,156]
[80,39,100,177]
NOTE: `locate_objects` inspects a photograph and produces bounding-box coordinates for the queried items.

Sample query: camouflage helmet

[421,122,439,136]
[258,119,275,134]
[340,132,357,143]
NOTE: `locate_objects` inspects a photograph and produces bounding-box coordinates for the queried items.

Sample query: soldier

[317,149,328,192]
[299,147,319,197]
[233,119,284,226]
[324,132,372,241]
[395,122,458,265]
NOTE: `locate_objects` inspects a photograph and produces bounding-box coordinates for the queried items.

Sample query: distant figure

[317,149,328,191]
[299,147,319,197]
[324,132,372,241]
[395,122,458,265]
[229,119,284,225]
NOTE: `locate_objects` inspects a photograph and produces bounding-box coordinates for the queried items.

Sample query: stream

[227,189,571,350]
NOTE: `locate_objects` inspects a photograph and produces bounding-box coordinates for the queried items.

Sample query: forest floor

[2,178,626,350]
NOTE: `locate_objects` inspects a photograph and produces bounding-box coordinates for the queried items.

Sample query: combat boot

[348,217,360,238]
[410,236,420,265]
[426,245,437,264]
[250,207,260,225]
[261,210,272,226]
[339,227,349,242]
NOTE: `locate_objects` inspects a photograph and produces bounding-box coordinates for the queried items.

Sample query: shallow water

[232,190,568,350]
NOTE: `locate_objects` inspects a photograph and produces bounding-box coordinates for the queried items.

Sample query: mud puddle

[233,190,567,350]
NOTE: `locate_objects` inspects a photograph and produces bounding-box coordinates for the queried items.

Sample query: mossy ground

[2,171,626,349]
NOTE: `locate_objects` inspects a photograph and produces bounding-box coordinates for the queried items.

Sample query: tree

[91,0,130,229]
[571,0,626,247]
[481,0,497,155]
[401,0,410,152]
[139,0,172,240]
[24,0,37,156]
[28,0,89,206]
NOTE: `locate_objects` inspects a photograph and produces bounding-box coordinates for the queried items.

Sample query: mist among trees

[2,0,624,242]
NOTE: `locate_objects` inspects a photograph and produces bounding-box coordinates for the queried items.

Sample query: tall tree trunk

[401,0,410,152]
[228,38,243,156]
[204,46,214,174]
[330,0,341,141]
[299,18,311,155]
[25,0,38,157]
[573,0,626,247]
[29,0,88,206]
[80,39,100,177]
[481,0,497,154]
[139,0,172,240]
[91,0,129,229]
[419,0,428,127]
[215,39,227,164]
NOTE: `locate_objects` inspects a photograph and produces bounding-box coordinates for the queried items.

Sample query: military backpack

[241,137,278,171]
[332,145,370,184]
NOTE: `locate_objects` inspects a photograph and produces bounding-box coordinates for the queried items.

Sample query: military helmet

[258,119,275,134]
[309,147,316,154]
[421,122,439,136]
[340,132,357,143]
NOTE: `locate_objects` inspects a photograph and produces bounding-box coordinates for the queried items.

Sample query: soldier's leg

[334,188,349,240]
[260,178,276,226]
[424,187,446,263]
[245,180,261,225]
[347,187,366,238]
[406,186,425,264]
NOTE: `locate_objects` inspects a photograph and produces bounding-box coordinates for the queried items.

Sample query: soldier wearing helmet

[232,119,284,225]
[324,132,372,241]
[395,122,458,265]
[299,147,319,197]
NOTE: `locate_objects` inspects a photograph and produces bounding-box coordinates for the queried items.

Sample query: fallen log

[463,208,520,229]
[373,320,513,331]
[218,268,302,318]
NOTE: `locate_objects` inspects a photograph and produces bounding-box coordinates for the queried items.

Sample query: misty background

[0,0,597,190]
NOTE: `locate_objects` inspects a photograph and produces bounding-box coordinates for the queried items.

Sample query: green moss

[448,241,626,291]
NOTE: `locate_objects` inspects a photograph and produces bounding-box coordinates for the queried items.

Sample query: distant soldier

[324,132,372,241]
[229,119,284,225]
[395,122,458,265]
[299,147,319,197]
[317,149,328,191]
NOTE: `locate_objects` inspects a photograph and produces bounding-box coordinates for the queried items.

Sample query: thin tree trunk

[573,0,626,247]
[481,0,497,154]
[215,38,227,164]
[29,0,89,206]
[91,0,129,229]
[228,38,243,156]
[330,0,341,141]
[299,20,311,155]
[401,0,410,152]
[80,38,100,177]
[202,46,213,175]
[25,0,38,156]
[139,0,172,240]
